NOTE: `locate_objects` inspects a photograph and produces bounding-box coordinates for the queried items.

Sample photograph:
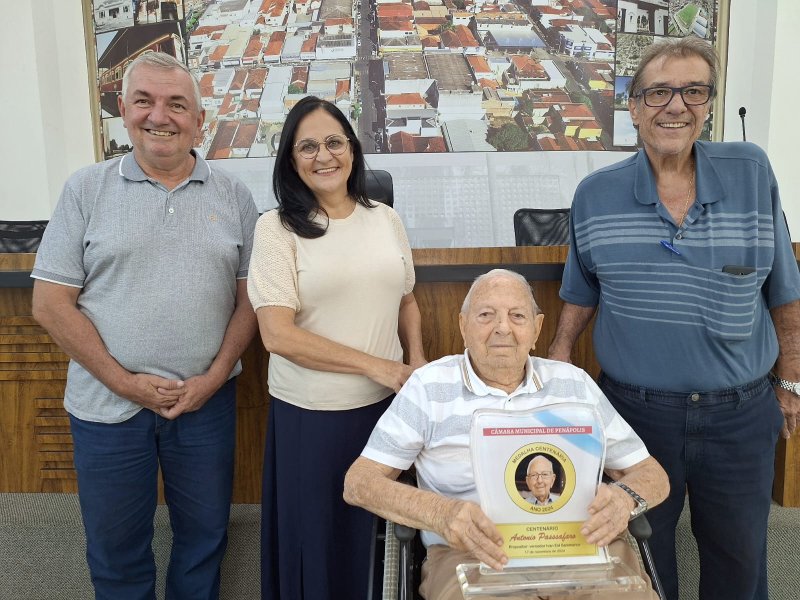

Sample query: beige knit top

[247,202,415,410]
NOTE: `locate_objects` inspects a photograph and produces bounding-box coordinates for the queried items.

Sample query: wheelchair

[368,484,666,600]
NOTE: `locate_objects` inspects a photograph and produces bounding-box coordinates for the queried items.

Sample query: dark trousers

[261,395,393,600]
[599,374,783,600]
[70,379,237,600]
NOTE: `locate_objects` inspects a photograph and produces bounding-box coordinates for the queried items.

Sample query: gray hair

[460,269,540,315]
[628,36,719,98]
[121,52,201,111]
[527,455,555,475]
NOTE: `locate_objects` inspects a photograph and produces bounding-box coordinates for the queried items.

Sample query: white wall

[0,0,95,220]
[723,0,775,149]
[767,0,800,238]
[724,0,798,237]
[1,0,797,239]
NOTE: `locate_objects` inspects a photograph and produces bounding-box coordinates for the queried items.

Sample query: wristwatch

[772,374,800,397]
[610,481,648,520]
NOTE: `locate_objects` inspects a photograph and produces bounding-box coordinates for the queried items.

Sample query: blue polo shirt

[560,141,800,391]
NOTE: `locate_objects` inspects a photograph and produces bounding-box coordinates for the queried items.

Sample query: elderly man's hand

[436,499,508,570]
[776,387,800,439]
[580,483,632,547]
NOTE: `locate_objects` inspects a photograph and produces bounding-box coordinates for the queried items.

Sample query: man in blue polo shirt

[31,52,258,599]
[549,38,800,600]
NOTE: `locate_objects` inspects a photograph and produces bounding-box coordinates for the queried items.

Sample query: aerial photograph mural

[86,0,722,159]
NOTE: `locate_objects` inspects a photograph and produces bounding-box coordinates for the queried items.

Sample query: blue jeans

[599,374,783,600]
[70,378,237,600]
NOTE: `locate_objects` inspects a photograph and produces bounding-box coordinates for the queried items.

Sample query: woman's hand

[368,358,414,392]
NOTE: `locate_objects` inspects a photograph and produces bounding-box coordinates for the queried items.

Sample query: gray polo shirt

[32,153,258,423]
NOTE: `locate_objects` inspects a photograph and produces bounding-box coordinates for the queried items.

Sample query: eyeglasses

[526,472,554,480]
[635,84,714,107]
[293,134,350,159]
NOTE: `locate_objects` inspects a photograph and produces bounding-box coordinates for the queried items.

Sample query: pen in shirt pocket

[660,240,681,255]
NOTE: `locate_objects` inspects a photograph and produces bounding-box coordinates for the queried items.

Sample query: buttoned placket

[660,197,699,260]
[165,189,177,229]
[152,179,190,230]
[675,198,699,241]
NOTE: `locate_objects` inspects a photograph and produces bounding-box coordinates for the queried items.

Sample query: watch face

[793,383,800,395]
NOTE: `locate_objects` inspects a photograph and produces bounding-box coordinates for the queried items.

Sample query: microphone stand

[739,107,747,142]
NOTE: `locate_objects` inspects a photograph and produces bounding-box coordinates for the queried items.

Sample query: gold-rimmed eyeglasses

[293,134,350,159]
[635,84,715,108]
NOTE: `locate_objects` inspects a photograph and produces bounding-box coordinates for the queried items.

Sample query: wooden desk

[412,246,598,374]
[2,247,799,506]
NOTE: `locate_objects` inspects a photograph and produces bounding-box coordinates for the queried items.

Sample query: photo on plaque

[471,404,606,569]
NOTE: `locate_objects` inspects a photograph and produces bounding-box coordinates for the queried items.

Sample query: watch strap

[610,481,647,518]
[771,373,800,396]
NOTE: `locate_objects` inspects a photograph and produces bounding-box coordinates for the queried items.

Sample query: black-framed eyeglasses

[293,134,350,159]
[526,472,554,480]
[635,84,715,107]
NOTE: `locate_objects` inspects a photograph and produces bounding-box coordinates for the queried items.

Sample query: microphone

[739,107,747,142]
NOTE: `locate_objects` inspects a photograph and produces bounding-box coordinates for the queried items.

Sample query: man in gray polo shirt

[31,52,258,599]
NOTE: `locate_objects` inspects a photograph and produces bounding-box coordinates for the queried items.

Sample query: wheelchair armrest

[393,470,421,543]
[627,512,665,600]
[627,513,653,541]
[393,523,417,543]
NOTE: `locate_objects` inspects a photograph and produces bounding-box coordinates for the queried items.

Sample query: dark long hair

[273,96,370,238]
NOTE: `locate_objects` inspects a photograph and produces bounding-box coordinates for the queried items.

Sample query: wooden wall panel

[774,244,800,504]
[0,379,76,492]
[34,395,77,492]
[232,340,269,504]
[415,282,469,360]
[0,310,73,493]
[2,248,799,505]
[774,438,798,506]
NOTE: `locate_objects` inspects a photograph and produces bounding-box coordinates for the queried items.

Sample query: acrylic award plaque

[456,403,647,597]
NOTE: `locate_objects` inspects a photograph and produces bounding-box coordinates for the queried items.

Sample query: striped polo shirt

[560,141,800,391]
[362,352,649,547]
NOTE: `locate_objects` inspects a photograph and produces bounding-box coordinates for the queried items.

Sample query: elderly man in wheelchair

[345,269,669,600]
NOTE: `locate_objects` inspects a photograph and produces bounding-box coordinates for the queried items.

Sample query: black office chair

[513,208,570,246]
[373,474,666,600]
[0,220,48,252]
[366,169,394,208]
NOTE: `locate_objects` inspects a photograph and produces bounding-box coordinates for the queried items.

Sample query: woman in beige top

[247,96,426,600]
